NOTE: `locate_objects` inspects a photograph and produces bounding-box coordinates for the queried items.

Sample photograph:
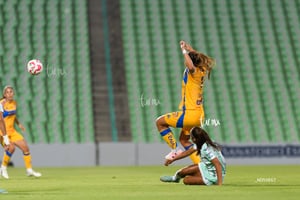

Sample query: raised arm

[180,40,196,73]
[211,157,223,185]
[183,42,196,52]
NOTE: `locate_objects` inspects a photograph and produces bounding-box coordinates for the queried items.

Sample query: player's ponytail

[188,52,216,79]
[200,53,215,79]
[191,127,220,156]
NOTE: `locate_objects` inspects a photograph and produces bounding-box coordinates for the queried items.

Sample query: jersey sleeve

[0,103,3,112]
[203,145,217,161]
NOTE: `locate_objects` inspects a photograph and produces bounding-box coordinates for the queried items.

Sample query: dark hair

[188,51,215,79]
[190,127,220,155]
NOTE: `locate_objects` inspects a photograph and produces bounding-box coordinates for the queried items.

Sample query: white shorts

[198,162,224,185]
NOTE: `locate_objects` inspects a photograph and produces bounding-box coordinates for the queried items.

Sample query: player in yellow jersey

[0,86,10,193]
[156,41,215,163]
[0,85,41,179]
[0,91,10,149]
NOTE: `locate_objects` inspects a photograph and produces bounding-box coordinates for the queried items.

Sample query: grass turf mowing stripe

[1,165,300,200]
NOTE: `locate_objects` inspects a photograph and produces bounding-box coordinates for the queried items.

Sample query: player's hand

[19,123,25,132]
[185,43,194,52]
[164,159,174,166]
[180,40,186,49]
[3,135,10,151]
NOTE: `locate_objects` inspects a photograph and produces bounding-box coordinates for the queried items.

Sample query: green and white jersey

[194,143,226,177]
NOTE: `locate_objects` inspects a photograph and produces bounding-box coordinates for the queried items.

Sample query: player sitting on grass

[160,127,226,186]
[0,90,9,193]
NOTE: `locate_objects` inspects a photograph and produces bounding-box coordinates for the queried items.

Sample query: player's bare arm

[0,112,10,150]
[183,42,196,52]
[211,157,223,186]
[165,147,196,166]
[180,40,196,73]
[15,117,25,132]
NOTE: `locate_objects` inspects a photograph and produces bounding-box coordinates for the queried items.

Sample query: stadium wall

[6,143,300,167]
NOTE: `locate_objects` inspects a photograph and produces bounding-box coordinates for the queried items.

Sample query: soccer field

[1,165,300,200]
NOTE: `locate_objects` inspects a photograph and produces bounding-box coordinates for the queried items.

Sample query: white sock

[27,168,33,173]
[174,169,182,179]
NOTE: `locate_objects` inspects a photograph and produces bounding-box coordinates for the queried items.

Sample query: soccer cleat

[160,175,180,183]
[27,170,42,178]
[0,168,9,179]
[165,149,183,160]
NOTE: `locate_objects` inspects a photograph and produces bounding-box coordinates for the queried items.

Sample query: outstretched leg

[156,115,177,150]
[160,164,205,185]
[156,115,184,160]
[177,164,205,185]
[14,139,41,177]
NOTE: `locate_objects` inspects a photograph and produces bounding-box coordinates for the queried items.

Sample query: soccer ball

[27,59,43,75]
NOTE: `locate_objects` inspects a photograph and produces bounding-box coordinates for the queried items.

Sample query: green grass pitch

[1,165,300,200]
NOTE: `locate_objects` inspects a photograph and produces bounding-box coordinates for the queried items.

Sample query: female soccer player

[156,41,215,163]
[0,92,10,149]
[0,85,41,179]
[0,95,10,193]
[160,127,226,186]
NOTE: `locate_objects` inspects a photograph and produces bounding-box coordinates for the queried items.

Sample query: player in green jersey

[160,127,226,185]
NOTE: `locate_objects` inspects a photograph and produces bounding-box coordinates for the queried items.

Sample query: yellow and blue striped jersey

[178,67,207,110]
[0,99,17,132]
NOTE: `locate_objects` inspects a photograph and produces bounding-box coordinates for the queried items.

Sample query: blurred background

[0,0,299,166]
